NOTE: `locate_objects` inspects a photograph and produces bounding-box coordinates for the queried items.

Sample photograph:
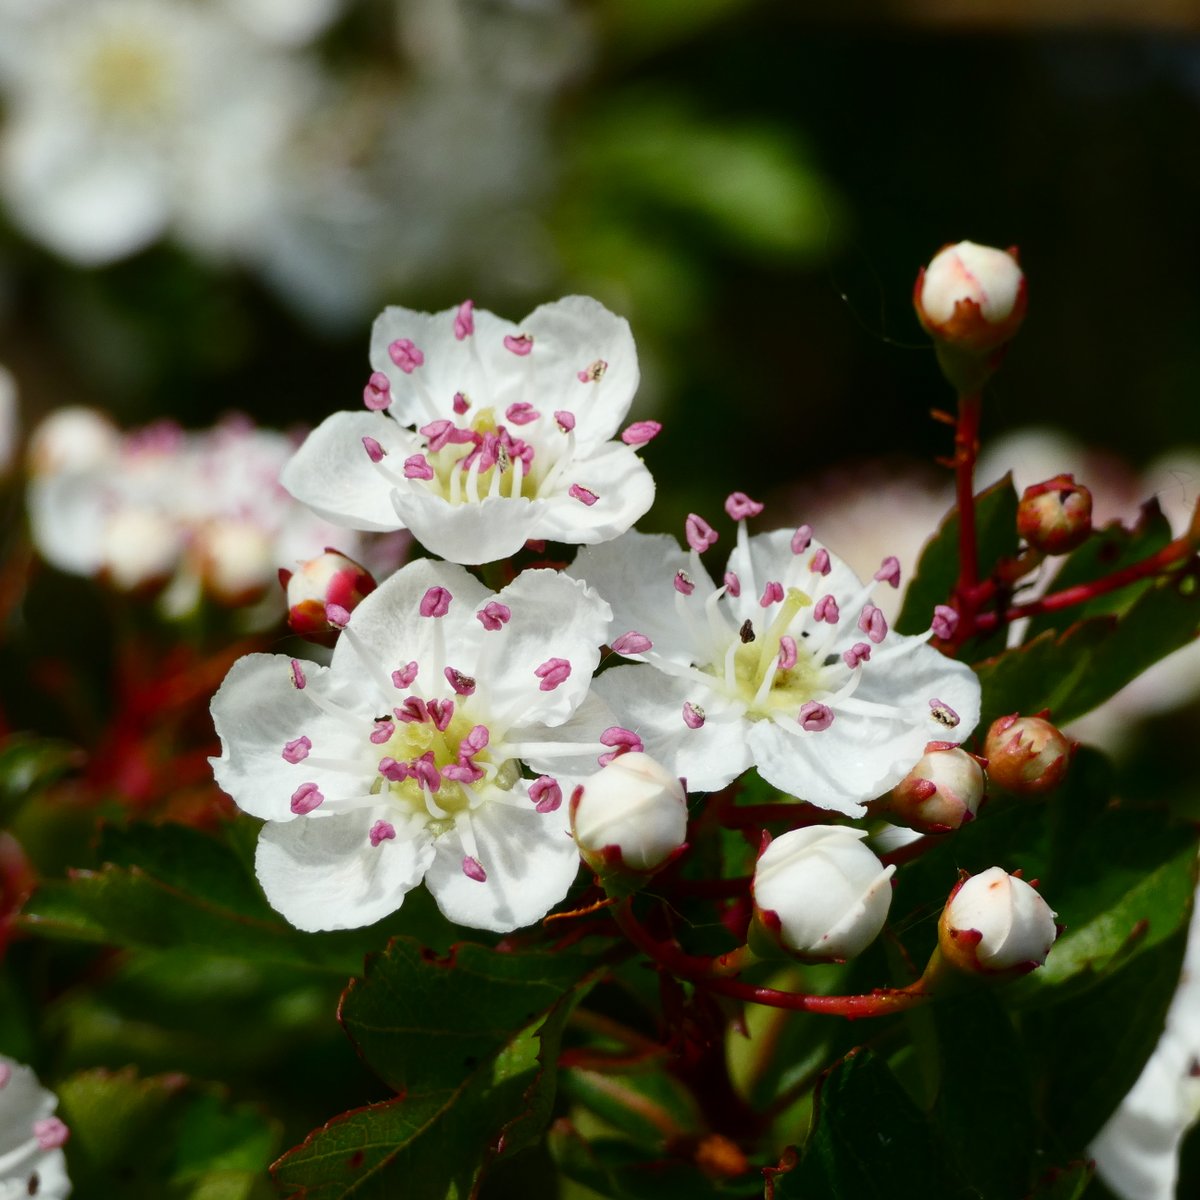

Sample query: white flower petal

[256,811,435,932]
[280,410,421,531]
[390,488,537,565]
[0,1056,71,1200]
[424,800,578,933]
[210,653,368,822]
[530,442,654,547]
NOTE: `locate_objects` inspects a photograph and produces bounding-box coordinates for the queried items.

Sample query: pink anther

[363,371,391,410]
[797,702,834,732]
[725,491,764,521]
[369,820,396,847]
[621,420,661,446]
[611,632,653,655]
[813,594,840,624]
[454,299,475,340]
[282,736,312,763]
[535,657,572,691]
[685,513,719,553]
[420,586,452,617]
[388,338,425,372]
[503,333,534,356]
[404,454,435,480]
[529,775,563,813]
[290,782,324,815]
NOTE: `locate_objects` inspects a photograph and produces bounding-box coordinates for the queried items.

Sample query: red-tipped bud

[1017,474,1093,555]
[570,752,688,890]
[285,549,377,638]
[873,743,985,832]
[983,714,1071,795]
[749,826,894,963]
[938,866,1057,977]
[914,241,1027,354]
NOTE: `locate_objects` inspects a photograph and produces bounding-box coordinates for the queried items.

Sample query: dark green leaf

[0,733,82,820]
[768,1049,962,1199]
[896,475,1019,636]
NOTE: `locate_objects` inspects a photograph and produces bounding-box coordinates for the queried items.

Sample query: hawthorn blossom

[210,558,623,933]
[0,1056,71,1199]
[27,410,365,619]
[280,296,656,564]
[568,511,980,817]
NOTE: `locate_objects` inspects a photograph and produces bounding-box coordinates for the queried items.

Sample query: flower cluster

[210,294,987,956]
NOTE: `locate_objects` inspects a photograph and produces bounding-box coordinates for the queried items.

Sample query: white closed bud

[939,866,1058,976]
[875,742,985,833]
[194,519,275,605]
[914,241,1027,354]
[100,507,180,592]
[282,548,377,637]
[749,826,894,963]
[570,752,687,879]
[27,406,119,476]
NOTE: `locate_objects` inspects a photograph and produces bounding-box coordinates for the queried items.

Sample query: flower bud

[194,519,275,605]
[99,507,181,593]
[914,241,1027,354]
[749,826,894,963]
[872,742,985,832]
[27,406,119,476]
[939,866,1057,976]
[983,714,1071,795]
[281,549,377,637]
[570,752,688,883]
[1017,474,1093,555]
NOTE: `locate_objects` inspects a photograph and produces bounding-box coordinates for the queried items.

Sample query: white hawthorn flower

[568,504,981,816]
[280,296,657,565]
[0,1056,71,1200]
[27,411,362,618]
[211,557,630,934]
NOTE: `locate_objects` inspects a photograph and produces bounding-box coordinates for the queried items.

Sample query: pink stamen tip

[427,699,455,732]
[578,358,608,383]
[476,601,512,631]
[685,513,719,553]
[791,524,813,554]
[612,631,653,655]
[325,602,351,628]
[379,756,407,782]
[621,420,661,446]
[598,726,644,766]
[420,586,452,618]
[412,751,441,791]
[797,702,834,732]
[282,735,312,763]
[403,453,435,481]
[813,594,840,624]
[369,820,396,847]
[930,698,960,725]
[554,409,576,433]
[759,580,784,608]
[858,604,888,644]
[452,391,470,415]
[725,491,764,521]
[932,605,959,640]
[810,549,831,576]
[874,556,902,588]
[529,775,563,813]
[392,661,419,688]
[535,657,572,692]
[843,641,872,669]
[395,697,429,724]
[289,659,307,690]
[444,667,477,696]
[290,782,324,815]
[33,1117,70,1151]
[569,483,599,506]
[363,371,391,410]
[682,701,706,730]
[362,435,387,463]
[674,570,695,596]
[388,338,425,373]
[503,333,534,356]
[778,635,798,671]
[454,299,475,340]
[462,855,488,882]
[369,719,394,745]
[506,402,539,425]
[723,571,741,597]
[442,761,485,784]
[462,724,490,755]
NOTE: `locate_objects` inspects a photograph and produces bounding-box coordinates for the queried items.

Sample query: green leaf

[931,992,1036,1198]
[1022,925,1188,1150]
[338,938,602,1094]
[896,475,1020,635]
[767,1049,962,1199]
[272,994,577,1200]
[1025,501,1174,638]
[0,733,82,820]
[1032,1164,1094,1199]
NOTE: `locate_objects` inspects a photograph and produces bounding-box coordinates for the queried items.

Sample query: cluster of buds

[870,741,986,833]
[984,714,1072,795]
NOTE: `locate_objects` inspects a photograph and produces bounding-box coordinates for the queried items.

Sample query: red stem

[612,900,931,1021]
[973,534,1196,634]
[953,391,983,605]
